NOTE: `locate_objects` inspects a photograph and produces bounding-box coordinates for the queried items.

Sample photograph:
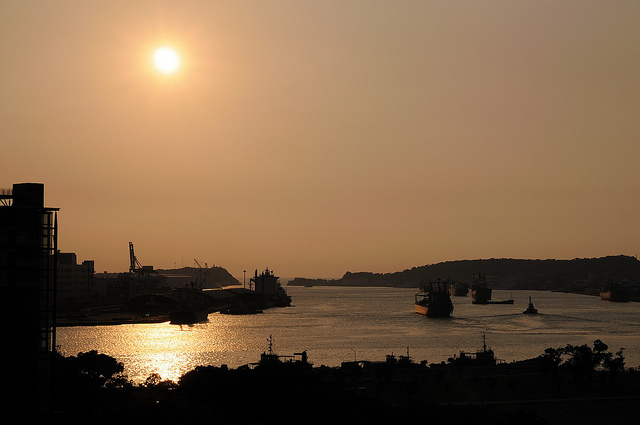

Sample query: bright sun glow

[153,47,181,74]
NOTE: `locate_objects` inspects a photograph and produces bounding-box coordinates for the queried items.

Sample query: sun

[153,47,181,74]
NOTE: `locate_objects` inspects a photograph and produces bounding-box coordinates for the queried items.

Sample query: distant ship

[600,281,629,302]
[448,281,469,297]
[415,279,454,318]
[471,273,492,303]
[250,268,292,307]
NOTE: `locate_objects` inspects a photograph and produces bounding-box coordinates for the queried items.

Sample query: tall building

[0,183,59,416]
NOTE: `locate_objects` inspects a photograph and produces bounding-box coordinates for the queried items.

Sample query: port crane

[193,259,209,289]
[129,242,143,274]
[129,242,153,276]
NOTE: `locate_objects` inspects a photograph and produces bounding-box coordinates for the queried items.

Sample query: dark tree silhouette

[561,340,615,382]
[539,347,564,380]
[603,348,626,382]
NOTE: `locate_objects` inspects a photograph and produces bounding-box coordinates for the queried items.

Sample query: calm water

[57,287,640,383]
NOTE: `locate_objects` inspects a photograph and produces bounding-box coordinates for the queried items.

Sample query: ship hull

[600,291,629,302]
[415,279,454,318]
[415,303,429,316]
[471,287,492,302]
[415,301,453,318]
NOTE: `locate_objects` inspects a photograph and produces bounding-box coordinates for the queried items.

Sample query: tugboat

[523,296,538,314]
[415,279,454,318]
[254,335,311,368]
[448,334,496,367]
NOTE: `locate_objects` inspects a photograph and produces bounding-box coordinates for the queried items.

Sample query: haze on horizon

[2,1,639,281]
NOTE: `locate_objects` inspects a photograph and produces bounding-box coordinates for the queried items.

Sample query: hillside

[156,266,239,287]
[288,255,640,291]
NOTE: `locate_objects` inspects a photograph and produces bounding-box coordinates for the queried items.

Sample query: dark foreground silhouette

[46,341,640,425]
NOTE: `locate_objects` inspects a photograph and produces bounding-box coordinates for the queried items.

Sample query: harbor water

[57,287,640,384]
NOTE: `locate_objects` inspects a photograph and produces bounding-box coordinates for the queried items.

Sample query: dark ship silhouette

[414,279,454,318]
[471,273,492,303]
[448,281,469,296]
[523,296,538,314]
[448,334,497,367]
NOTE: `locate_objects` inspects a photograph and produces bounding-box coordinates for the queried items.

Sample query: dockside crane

[193,259,209,289]
[129,242,154,276]
[129,242,143,274]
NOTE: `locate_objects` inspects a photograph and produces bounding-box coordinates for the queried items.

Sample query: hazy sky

[2,1,639,279]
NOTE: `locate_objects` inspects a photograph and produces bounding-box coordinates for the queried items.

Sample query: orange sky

[2,1,639,280]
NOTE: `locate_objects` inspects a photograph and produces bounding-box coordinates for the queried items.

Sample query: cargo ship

[448,281,469,296]
[471,273,492,303]
[250,268,292,307]
[415,279,454,318]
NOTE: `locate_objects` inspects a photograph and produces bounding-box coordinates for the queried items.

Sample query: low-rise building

[57,252,94,310]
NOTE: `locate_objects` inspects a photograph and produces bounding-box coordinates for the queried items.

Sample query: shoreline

[56,313,170,327]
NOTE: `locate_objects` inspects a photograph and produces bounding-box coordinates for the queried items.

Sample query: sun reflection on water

[118,320,235,383]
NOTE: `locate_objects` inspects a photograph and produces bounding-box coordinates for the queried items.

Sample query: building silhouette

[0,183,59,416]
[57,252,94,310]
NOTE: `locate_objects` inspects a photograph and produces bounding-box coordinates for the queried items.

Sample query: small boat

[253,335,311,368]
[523,296,538,314]
[448,334,497,367]
[415,279,454,318]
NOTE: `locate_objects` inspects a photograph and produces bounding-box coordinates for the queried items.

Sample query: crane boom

[193,258,208,289]
[129,242,143,274]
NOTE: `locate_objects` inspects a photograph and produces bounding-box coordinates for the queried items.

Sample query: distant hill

[288,255,640,291]
[156,266,239,287]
